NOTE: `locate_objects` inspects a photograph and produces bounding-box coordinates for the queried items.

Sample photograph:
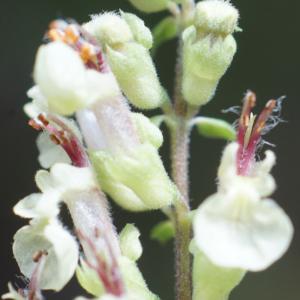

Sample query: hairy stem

[171,119,192,300]
[170,3,197,296]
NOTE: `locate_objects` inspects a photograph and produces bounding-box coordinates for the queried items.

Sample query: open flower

[193,92,293,271]
[32,19,121,116]
[14,162,96,220]
[13,218,79,291]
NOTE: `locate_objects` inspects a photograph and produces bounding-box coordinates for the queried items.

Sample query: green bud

[131,113,163,149]
[120,224,142,262]
[107,43,163,109]
[119,256,159,300]
[191,243,245,300]
[193,117,236,140]
[182,25,237,106]
[83,13,133,47]
[182,0,239,107]
[91,143,176,211]
[121,12,153,49]
[128,0,170,13]
[150,220,175,244]
[76,259,104,297]
[195,0,239,36]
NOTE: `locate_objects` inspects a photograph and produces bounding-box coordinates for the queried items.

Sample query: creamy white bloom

[34,42,121,115]
[14,163,97,219]
[193,142,293,271]
[13,219,79,291]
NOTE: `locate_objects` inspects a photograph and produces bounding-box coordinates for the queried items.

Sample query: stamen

[29,113,89,168]
[236,92,280,176]
[45,19,108,72]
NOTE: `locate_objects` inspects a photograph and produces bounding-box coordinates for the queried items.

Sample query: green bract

[91,143,176,211]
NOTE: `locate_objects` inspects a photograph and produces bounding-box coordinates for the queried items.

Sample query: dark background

[1,0,299,299]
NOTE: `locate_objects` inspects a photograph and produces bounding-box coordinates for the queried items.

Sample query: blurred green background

[1,0,300,299]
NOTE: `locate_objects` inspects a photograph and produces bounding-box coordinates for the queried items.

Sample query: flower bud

[107,43,163,109]
[182,1,239,107]
[121,12,153,49]
[131,113,163,149]
[119,224,142,262]
[195,0,239,36]
[91,143,176,211]
[83,13,133,46]
[128,0,169,13]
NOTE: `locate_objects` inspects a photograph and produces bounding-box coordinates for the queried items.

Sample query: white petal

[13,192,60,219]
[50,163,97,198]
[37,132,71,169]
[194,192,293,271]
[24,86,48,118]
[13,219,79,291]
[34,42,87,115]
[218,143,276,197]
[86,70,121,105]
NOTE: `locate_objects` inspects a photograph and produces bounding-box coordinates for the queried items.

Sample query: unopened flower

[84,12,164,109]
[128,0,183,13]
[76,224,158,300]
[182,0,238,107]
[193,92,293,271]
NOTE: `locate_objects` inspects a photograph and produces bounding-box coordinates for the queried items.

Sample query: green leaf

[193,117,236,141]
[151,17,178,55]
[150,220,175,244]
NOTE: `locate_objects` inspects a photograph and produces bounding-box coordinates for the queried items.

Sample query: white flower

[14,163,97,219]
[36,132,71,168]
[193,142,293,271]
[13,219,79,291]
[33,42,120,116]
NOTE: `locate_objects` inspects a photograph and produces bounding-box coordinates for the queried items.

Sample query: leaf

[150,220,175,244]
[193,117,236,141]
[151,17,178,55]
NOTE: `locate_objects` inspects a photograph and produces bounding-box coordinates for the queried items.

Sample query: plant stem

[171,118,192,300]
[170,2,197,295]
